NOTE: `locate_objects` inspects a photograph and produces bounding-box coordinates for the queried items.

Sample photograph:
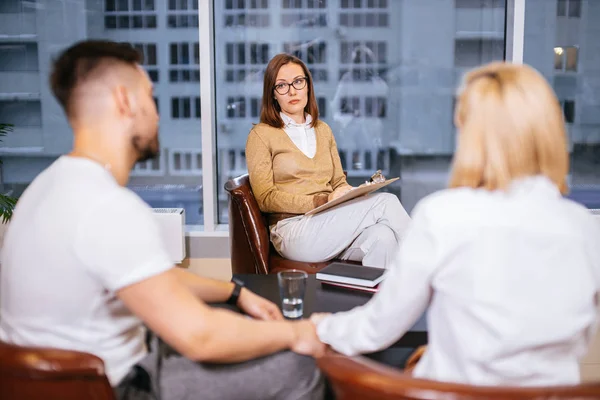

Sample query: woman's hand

[328,186,354,202]
[309,312,331,326]
[313,193,329,208]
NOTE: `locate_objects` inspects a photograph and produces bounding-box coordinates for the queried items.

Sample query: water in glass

[278,270,307,319]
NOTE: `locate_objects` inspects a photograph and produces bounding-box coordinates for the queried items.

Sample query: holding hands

[286,312,333,358]
[237,288,328,358]
[288,312,333,358]
[289,320,327,358]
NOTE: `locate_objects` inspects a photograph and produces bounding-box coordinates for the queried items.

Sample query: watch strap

[226,278,244,306]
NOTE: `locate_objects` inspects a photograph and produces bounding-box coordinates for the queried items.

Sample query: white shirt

[0,156,173,386]
[317,176,600,386]
[280,112,317,158]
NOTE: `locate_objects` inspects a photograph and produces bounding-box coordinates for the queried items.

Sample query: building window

[132,43,159,82]
[283,0,327,8]
[0,100,43,127]
[561,100,576,123]
[557,0,581,18]
[454,38,505,68]
[169,42,200,82]
[317,97,326,118]
[225,42,270,82]
[281,0,327,27]
[195,97,201,118]
[227,0,269,8]
[250,98,261,118]
[554,46,578,72]
[224,14,270,27]
[284,41,327,82]
[340,0,387,27]
[227,97,262,119]
[340,96,385,118]
[226,97,247,118]
[171,96,201,119]
[455,0,504,8]
[224,0,270,27]
[339,41,386,81]
[167,0,199,28]
[365,96,386,117]
[104,0,157,29]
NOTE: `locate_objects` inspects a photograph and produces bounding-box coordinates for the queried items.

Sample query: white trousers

[270,193,411,268]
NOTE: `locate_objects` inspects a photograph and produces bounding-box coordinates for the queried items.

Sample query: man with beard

[0,40,325,400]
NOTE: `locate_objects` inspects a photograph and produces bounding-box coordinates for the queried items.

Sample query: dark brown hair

[259,53,319,129]
[50,40,141,117]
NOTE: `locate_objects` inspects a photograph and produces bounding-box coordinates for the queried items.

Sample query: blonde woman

[312,62,600,386]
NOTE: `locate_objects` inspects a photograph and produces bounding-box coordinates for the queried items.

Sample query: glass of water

[277,270,308,319]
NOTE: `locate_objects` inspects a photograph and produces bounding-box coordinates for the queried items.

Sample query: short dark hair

[260,53,319,129]
[50,40,141,116]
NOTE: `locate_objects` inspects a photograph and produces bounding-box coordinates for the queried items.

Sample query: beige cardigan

[246,121,351,217]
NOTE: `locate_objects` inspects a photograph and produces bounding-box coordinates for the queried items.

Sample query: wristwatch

[226,277,244,306]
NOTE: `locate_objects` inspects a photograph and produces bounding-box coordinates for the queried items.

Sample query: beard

[132,131,160,163]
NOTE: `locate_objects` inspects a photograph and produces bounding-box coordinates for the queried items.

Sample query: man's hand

[237,288,283,321]
[290,320,326,358]
[328,186,354,202]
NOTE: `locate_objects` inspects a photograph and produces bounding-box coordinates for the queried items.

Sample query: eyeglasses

[273,77,308,95]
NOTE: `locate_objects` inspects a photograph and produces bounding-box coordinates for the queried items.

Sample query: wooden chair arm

[317,352,600,400]
[0,342,106,379]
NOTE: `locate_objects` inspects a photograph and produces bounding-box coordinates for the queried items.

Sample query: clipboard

[305,177,399,216]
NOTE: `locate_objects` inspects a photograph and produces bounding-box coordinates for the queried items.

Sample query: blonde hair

[449,62,569,194]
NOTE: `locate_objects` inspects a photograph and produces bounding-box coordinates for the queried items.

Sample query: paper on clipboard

[305,177,399,216]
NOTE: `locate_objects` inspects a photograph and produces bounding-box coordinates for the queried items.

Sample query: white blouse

[317,176,600,386]
[280,112,317,158]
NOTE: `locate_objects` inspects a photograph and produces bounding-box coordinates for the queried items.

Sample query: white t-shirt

[317,176,600,386]
[0,156,173,386]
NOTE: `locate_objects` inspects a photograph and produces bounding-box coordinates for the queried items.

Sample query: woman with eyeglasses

[245,53,411,268]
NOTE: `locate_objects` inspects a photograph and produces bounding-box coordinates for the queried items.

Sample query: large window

[524,0,600,208]
[5,1,597,233]
[0,0,203,224]
[214,0,506,223]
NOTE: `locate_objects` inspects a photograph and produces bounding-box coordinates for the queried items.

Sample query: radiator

[153,208,186,264]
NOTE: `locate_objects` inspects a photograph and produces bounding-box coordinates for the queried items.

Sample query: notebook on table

[316,262,386,288]
[320,280,380,294]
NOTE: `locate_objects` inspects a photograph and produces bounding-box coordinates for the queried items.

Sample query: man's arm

[172,267,233,303]
[117,268,322,362]
[173,268,283,320]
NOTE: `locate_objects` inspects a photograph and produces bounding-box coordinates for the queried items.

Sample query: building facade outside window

[0,0,203,224]
[525,0,600,208]
[213,0,506,223]
[1,1,599,230]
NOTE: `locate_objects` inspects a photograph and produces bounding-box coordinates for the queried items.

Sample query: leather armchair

[0,340,115,400]
[317,352,600,400]
[225,174,352,274]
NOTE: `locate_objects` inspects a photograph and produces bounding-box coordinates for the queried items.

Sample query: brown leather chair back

[317,353,600,400]
[224,174,270,274]
[0,340,115,400]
